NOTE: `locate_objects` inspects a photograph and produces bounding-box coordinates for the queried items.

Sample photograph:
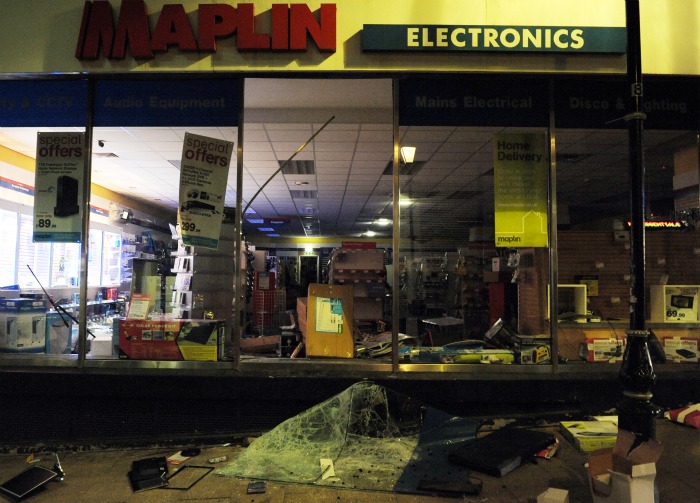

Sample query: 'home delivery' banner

[493,133,548,248]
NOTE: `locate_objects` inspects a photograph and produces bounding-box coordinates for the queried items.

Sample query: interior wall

[557,229,700,321]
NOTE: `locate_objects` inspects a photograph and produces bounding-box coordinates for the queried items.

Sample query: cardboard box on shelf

[578,338,625,363]
[586,429,662,503]
[662,336,698,363]
[0,298,47,353]
[351,282,385,298]
[117,318,224,361]
[45,312,77,354]
[513,334,551,364]
[331,248,385,271]
[560,420,618,452]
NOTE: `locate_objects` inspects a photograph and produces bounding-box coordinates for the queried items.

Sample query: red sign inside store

[76,1,337,60]
[342,241,376,250]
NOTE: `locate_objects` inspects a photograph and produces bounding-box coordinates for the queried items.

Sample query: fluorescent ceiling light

[400,146,416,164]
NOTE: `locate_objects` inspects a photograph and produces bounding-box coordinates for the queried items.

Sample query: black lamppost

[618,0,661,441]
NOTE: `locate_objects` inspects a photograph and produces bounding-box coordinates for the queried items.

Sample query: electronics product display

[53,175,80,217]
[671,295,694,309]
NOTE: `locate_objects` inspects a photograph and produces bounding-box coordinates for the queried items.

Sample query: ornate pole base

[617,329,661,440]
[617,395,662,441]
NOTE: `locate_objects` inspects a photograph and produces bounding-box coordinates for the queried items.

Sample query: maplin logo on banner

[75,1,337,60]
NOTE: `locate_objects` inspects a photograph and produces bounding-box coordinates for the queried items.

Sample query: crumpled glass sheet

[217,381,477,494]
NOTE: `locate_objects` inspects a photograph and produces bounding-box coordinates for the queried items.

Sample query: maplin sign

[363,24,627,53]
[75,1,337,60]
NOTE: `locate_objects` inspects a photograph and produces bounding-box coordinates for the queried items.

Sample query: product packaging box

[560,420,618,452]
[578,338,625,363]
[305,284,355,358]
[117,318,224,361]
[0,298,47,353]
[662,336,699,363]
[513,334,551,364]
[45,312,77,354]
[586,429,662,503]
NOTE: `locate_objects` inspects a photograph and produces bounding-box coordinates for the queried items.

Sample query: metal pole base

[617,396,662,441]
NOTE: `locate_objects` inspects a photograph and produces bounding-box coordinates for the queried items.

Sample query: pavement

[0,418,697,503]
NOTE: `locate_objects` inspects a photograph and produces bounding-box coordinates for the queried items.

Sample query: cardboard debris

[537,487,569,503]
[586,429,663,503]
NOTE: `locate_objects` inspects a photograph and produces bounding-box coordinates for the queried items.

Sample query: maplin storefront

[0,1,698,444]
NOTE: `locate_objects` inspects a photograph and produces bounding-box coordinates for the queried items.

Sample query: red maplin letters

[75,1,337,60]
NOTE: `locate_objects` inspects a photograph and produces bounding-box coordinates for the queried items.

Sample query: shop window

[87,229,103,287]
[101,231,122,286]
[0,208,18,286]
[50,242,80,288]
[17,214,51,290]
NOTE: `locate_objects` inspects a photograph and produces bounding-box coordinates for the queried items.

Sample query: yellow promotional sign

[493,133,548,247]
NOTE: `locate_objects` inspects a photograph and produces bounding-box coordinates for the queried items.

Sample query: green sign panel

[494,133,548,248]
[363,25,626,53]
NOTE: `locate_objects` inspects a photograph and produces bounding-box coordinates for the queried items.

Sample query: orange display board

[305,284,355,358]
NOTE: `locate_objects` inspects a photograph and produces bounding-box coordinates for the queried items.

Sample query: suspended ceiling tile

[126,128,182,142]
[315,151,354,162]
[315,142,356,152]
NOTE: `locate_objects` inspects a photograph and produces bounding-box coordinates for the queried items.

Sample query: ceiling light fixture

[375,218,392,226]
[365,230,377,237]
[400,146,416,164]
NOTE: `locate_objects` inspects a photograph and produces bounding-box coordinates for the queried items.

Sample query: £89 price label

[36,218,54,228]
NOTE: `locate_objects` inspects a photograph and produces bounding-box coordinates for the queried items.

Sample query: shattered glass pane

[217,382,478,494]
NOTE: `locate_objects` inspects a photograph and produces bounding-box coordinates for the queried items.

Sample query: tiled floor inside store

[0,418,698,503]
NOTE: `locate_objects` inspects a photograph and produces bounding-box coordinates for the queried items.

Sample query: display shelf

[328,248,386,321]
[49,298,124,312]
